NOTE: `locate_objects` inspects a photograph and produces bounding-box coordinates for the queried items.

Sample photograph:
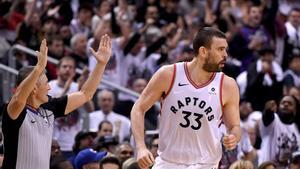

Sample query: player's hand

[223,134,237,150]
[36,39,48,70]
[137,148,155,169]
[90,34,111,65]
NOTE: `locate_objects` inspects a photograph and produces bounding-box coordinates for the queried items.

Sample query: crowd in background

[0,0,300,168]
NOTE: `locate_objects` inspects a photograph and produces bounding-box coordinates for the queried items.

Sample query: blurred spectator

[149,134,159,158]
[229,160,254,169]
[59,25,72,46]
[178,0,205,23]
[74,148,107,169]
[99,156,121,169]
[0,40,35,70]
[88,19,119,89]
[160,0,179,24]
[48,35,66,60]
[96,135,119,153]
[16,8,42,50]
[283,53,300,94]
[122,157,140,169]
[70,33,88,69]
[279,0,300,16]
[89,90,131,143]
[50,155,73,169]
[0,1,26,41]
[49,56,93,158]
[239,100,262,150]
[259,96,300,167]
[69,131,96,167]
[287,86,300,101]
[97,120,113,138]
[70,3,93,36]
[115,78,159,130]
[229,3,272,72]
[115,143,134,164]
[93,120,113,147]
[173,45,194,63]
[245,46,283,111]
[51,139,62,159]
[41,16,59,38]
[289,151,300,169]
[258,161,276,169]
[91,0,111,32]
[283,7,300,69]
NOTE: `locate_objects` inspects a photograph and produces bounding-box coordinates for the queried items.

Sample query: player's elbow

[131,103,146,118]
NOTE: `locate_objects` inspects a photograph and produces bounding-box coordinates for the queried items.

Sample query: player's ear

[198,46,207,57]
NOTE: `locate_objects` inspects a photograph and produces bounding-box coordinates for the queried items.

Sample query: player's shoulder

[156,64,176,77]
[222,74,237,86]
[222,74,239,92]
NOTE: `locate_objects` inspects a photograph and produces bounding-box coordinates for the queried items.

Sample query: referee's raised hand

[36,39,48,71]
[90,34,112,65]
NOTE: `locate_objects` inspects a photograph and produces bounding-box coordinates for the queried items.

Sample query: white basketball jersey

[159,62,224,165]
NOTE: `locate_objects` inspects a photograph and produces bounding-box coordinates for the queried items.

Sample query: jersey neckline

[184,62,216,89]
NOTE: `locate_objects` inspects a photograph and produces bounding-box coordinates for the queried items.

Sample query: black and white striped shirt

[1,96,67,169]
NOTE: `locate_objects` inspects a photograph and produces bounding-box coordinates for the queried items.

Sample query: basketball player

[131,27,241,169]
[1,34,111,169]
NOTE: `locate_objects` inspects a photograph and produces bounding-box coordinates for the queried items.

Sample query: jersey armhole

[218,73,225,128]
[162,64,176,99]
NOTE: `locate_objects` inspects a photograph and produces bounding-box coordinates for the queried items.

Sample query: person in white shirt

[259,96,300,167]
[48,56,94,158]
[89,89,131,143]
[48,56,79,157]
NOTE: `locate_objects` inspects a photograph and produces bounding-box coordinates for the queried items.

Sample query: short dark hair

[289,7,300,15]
[50,155,69,169]
[149,134,159,149]
[98,120,112,131]
[192,27,226,56]
[78,3,94,14]
[57,56,76,68]
[99,156,121,169]
[48,35,63,46]
[248,2,261,13]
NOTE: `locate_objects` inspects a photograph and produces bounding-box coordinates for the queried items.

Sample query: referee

[1,35,111,169]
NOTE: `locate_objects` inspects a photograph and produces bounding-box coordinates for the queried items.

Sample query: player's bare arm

[222,75,241,150]
[64,34,111,114]
[7,39,48,119]
[131,65,174,168]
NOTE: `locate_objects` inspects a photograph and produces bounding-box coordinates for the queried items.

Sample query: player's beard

[202,53,222,72]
